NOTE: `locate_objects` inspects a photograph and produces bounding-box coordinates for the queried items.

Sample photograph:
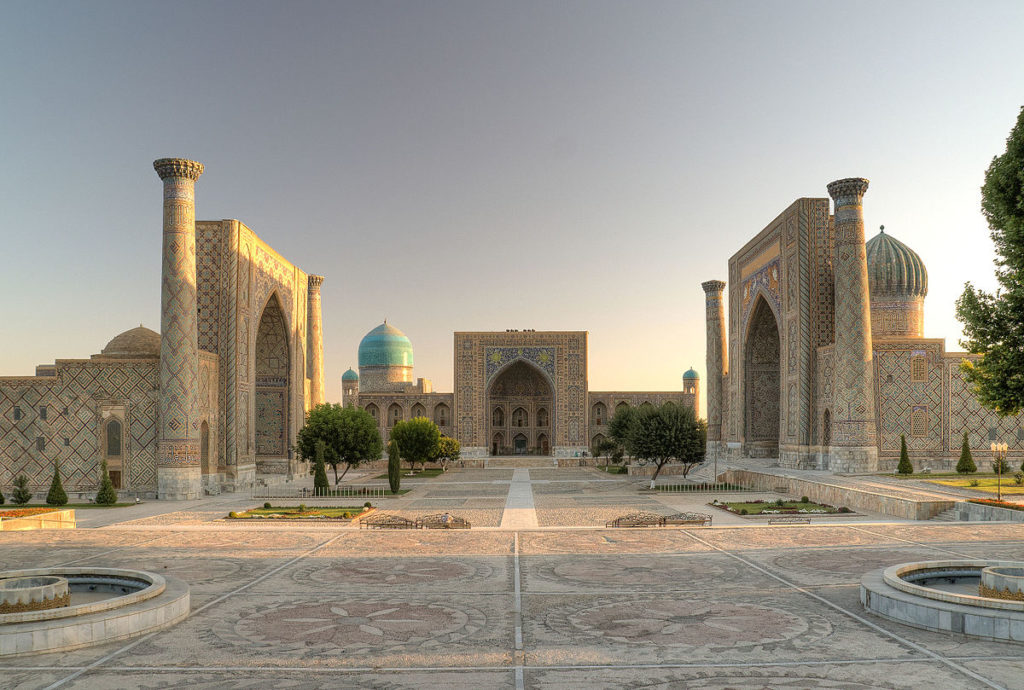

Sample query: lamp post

[991,441,1008,502]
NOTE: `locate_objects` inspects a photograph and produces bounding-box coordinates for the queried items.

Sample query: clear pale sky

[2,1,1023,413]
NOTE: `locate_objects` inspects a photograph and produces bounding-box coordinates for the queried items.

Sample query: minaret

[701,280,727,458]
[153,157,204,500]
[307,275,326,406]
[826,177,879,472]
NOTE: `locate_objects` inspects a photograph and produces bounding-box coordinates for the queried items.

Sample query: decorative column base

[826,446,879,473]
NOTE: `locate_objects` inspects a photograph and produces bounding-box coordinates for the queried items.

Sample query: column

[826,177,879,472]
[701,280,727,457]
[154,157,204,500]
[307,274,326,406]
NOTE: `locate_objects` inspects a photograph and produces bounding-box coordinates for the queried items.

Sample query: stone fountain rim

[882,559,1024,612]
[0,567,164,625]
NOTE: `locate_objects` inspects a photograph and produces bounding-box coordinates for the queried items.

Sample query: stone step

[484,456,557,469]
[930,507,960,522]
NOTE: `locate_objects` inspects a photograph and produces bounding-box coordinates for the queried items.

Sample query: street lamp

[991,441,1009,502]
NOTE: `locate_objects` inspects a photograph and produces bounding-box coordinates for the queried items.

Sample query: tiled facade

[345,330,697,458]
[0,159,323,498]
[707,180,1024,472]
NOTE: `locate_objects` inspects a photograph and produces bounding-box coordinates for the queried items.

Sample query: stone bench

[417,514,471,530]
[359,514,418,530]
[768,516,812,524]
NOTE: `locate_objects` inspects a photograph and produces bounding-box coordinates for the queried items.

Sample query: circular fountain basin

[0,576,70,614]
[0,568,189,657]
[861,560,1024,642]
[980,566,1024,601]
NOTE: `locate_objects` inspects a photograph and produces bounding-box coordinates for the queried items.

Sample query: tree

[46,460,68,506]
[434,435,461,472]
[956,107,1024,416]
[897,435,913,475]
[296,403,383,484]
[387,441,401,493]
[390,417,441,473]
[992,455,1012,475]
[956,432,977,474]
[312,439,330,494]
[622,402,706,488]
[607,405,637,455]
[96,460,118,505]
[592,438,618,469]
[11,474,32,505]
[0,486,4,505]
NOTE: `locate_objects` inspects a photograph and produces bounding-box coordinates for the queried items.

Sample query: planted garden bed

[226,504,376,521]
[968,498,1024,512]
[709,498,851,516]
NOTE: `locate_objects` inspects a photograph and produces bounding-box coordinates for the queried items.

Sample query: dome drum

[866,228,927,338]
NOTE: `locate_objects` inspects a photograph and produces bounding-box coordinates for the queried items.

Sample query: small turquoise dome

[866,227,928,298]
[342,368,359,382]
[357,322,413,368]
[683,368,700,380]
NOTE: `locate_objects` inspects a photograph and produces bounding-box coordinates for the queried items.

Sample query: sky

[2,0,1023,413]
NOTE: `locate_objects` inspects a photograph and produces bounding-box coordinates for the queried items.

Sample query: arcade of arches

[488,360,552,455]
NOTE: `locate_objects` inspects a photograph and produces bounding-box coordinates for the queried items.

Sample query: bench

[605,512,667,528]
[768,516,812,524]
[663,512,713,527]
[360,514,418,530]
[417,513,471,530]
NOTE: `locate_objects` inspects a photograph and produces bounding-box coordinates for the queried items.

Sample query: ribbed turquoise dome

[683,368,700,380]
[866,227,928,298]
[342,367,359,382]
[357,322,413,368]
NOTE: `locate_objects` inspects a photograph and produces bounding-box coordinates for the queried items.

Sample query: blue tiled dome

[683,368,700,380]
[866,227,928,298]
[342,367,359,382]
[357,322,413,368]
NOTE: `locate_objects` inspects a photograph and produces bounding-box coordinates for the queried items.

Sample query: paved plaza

[2,468,1024,689]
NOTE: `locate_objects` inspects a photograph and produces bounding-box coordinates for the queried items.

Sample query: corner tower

[826,177,878,472]
[701,280,727,458]
[307,274,326,405]
[153,157,204,499]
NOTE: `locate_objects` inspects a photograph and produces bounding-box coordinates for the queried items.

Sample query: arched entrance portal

[255,294,290,472]
[487,360,554,455]
[744,296,781,458]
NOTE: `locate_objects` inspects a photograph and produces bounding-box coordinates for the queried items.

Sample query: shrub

[956,432,976,473]
[95,461,118,506]
[342,511,352,519]
[1015,472,1024,486]
[364,501,372,508]
[969,478,980,487]
[264,502,272,509]
[12,475,32,505]
[838,506,852,513]
[800,495,809,503]
[775,498,785,507]
[46,460,68,506]
[992,456,1012,475]
[896,435,913,475]
[298,504,307,513]
[228,511,240,519]
[739,508,748,515]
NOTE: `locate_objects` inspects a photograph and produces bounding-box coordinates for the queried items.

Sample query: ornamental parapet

[827,177,869,202]
[701,280,726,295]
[153,158,205,181]
[308,274,325,291]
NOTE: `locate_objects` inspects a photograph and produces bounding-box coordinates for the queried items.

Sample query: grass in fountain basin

[227,505,373,519]
[713,499,848,515]
[927,477,1024,494]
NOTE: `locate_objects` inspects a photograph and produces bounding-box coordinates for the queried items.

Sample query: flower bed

[968,498,1024,512]
[709,498,851,516]
[226,505,376,520]
[0,508,58,519]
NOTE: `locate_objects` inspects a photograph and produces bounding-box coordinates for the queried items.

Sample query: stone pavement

[2,521,1024,688]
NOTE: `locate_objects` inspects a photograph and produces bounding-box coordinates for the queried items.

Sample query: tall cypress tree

[956,432,976,474]
[96,459,118,506]
[312,439,330,494]
[46,459,68,506]
[387,441,401,494]
[897,435,914,475]
[957,107,1024,416]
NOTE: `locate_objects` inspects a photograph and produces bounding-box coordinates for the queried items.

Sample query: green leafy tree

[897,435,913,475]
[607,405,637,460]
[312,439,330,494]
[46,460,68,506]
[387,441,401,493]
[390,417,441,473]
[623,402,706,488]
[956,107,1024,416]
[592,438,618,469]
[96,460,118,505]
[956,432,977,474]
[12,474,32,505]
[296,403,383,484]
[433,435,461,472]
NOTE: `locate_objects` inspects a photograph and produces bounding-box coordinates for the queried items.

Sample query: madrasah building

[703,177,1023,472]
[342,326,699,458]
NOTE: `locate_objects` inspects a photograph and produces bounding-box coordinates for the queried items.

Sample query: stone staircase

[484,456,557,469]
[930,507,961,522]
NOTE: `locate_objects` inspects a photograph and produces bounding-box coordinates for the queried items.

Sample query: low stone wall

[0,510,76,531]
[628,464,695,478]
[956,501,1024,523]
[721,470,953,520]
